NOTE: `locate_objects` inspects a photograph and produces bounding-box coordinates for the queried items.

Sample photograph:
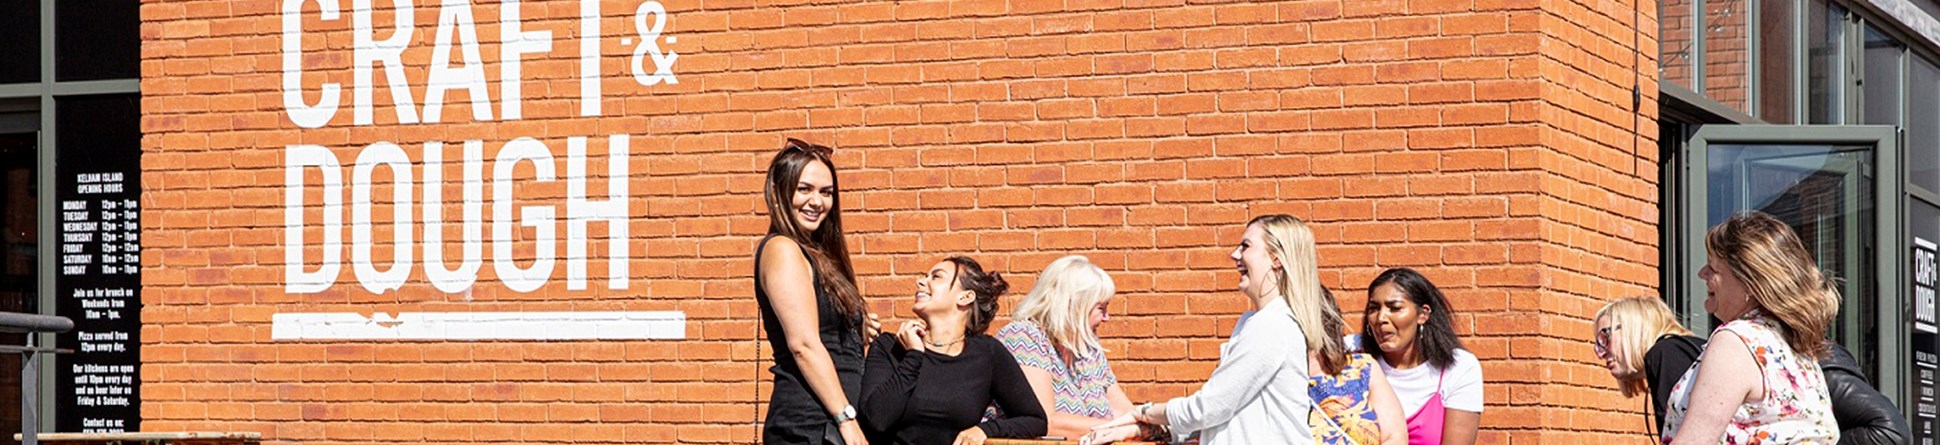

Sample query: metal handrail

[0,312,74,445]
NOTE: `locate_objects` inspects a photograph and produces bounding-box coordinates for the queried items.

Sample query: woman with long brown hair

[1662,211,1840,444]
[755,138,876,445]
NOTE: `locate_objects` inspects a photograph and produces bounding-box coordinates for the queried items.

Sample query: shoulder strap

[1311,403,1356,445]
[1644,397,1659,444]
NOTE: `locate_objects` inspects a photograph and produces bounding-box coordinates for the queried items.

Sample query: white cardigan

[1163,297,1314,444]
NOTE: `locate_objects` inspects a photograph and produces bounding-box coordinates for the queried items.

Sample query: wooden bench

[11,432,260,445]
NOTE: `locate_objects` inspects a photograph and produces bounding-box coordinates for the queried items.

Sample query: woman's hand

[896,320,928,353]
[1077,423,1139,445]
[951,426,987,445]
[864,313,882,339]
[1089,411,1138,432]
[838,420,868,445]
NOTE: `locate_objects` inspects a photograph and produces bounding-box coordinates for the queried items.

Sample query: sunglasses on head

[784,138,833,156]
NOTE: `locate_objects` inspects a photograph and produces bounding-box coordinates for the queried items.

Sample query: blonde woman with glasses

[1589,297,1703,433]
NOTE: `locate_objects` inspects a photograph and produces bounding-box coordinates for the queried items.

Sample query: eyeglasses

[1592,325,1622,356]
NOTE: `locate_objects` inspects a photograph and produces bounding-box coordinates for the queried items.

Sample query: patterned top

[1309,353,1382,445]
[994,320,1118,419]
[1661,310,1839,444]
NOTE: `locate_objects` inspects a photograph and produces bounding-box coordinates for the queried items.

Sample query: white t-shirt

[1345,334,1485,415]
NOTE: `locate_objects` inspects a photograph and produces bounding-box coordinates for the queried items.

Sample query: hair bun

[983,272,1010,297]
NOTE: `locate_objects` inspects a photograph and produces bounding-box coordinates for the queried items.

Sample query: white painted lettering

[281,0,341,128]
[423,140,484,293]
[351,142,413,293]
[353,0,420,125]
[492,138,556,293]
[285,145,344,293]
[499,0,552,120]
[565,135,628,290]
[422,0,491,123]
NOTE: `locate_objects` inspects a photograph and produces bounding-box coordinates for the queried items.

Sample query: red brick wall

[1518,0,1664,441]
[138,0,1660,443]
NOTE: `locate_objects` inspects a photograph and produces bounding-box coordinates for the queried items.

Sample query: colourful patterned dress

[1309,353,1382,445]
[994,320,1118,419]
[1660,310,1839,444]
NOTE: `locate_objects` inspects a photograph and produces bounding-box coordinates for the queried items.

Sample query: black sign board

[52,95,140,433]
[1916,236,1938,445]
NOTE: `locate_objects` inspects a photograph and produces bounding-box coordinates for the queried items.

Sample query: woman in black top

[756,139,879,445]
[1590,297,1702,429]
[860,256,1048,445]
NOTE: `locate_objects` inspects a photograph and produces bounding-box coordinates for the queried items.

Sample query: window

[1807,0,1846,124]
[54,0,136,81]
[1707,0,1754,111]
[0,2,39,84]
[1665,0,1696,89]
[1912,57,1939,193]
[1862,24,1903,127]
[1758,0,1798,123]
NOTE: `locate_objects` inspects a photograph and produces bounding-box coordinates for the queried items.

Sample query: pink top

[1405,371,1446,444]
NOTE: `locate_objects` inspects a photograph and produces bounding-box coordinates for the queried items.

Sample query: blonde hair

[1012,255,1116,360]
[1594,297,1694,397]
[1249,215,1342,374]
[1706,211,1841,360]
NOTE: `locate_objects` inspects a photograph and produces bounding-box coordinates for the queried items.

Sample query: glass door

[1681,124,1903,402]
[0,129,32,445]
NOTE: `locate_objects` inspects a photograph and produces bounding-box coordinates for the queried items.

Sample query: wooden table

[987,439,1163,445]
[11,432,261,445]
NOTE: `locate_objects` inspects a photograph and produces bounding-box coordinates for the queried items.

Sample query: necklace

[924,336,964,349]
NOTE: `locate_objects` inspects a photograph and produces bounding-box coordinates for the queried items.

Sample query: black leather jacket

[1822,342,1910,445]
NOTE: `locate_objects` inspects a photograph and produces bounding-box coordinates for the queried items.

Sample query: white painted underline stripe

[270,311,687,340]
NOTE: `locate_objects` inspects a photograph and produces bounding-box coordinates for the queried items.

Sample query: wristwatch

[832,404,858,423]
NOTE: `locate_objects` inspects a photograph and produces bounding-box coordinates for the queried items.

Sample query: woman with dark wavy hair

[859,256,1047,445]
[1358,268,1483,445]
[755,139,876,445]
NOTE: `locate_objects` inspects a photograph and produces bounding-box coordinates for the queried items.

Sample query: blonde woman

[995,256,1140,441]
[1088,214,1320,445]
[1589,297,1702,430]
[1663,211,1840,444]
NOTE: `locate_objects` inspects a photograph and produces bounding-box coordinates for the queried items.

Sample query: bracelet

[1135,402,1153,424]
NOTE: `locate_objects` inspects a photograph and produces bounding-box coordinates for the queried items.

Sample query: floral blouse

[1309,353,1382,445]
[1661,310,1838,444]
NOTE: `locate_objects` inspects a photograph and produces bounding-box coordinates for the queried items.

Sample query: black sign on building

[51,95,140,433]
[1917,237,1937,445]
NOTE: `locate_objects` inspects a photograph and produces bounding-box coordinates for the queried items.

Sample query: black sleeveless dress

[755,235,865,444]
